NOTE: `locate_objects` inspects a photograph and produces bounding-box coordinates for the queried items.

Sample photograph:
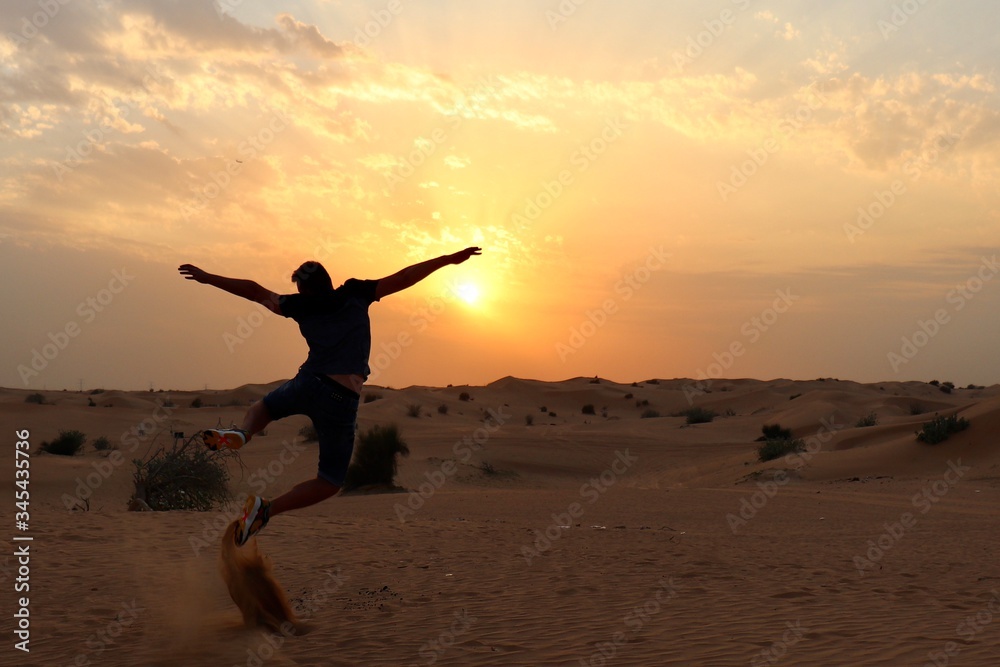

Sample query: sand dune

[3,377,1000,665]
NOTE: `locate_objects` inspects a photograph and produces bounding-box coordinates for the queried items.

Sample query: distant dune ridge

[6,376,1000,665]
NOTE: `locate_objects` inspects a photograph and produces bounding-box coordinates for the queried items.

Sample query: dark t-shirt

[277,279,380,379]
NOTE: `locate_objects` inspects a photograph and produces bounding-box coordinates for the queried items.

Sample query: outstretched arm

[178,264,281,314]
[375,247,481,300]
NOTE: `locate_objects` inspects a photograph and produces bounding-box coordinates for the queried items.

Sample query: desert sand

[2,376,999,666]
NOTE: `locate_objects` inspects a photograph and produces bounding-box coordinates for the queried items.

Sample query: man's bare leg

[269,477,340,517]
[240,400,272,444]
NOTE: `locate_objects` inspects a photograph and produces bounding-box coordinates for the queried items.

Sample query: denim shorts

[262,371,360,487]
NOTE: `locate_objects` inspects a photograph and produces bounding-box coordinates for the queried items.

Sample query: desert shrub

[548,411,557,417]
[589,377,601,384]
[677,407,716,424]
[582,404,596,415]
[40,430,87,456]
[641,409,661,419]
[758,438,805,462]
[760,424,792,441]
[929,380,940,386]
[363,393,382,404]
[939,384,953,394]
[480,461,498,476]
[437,404,448,415]
[342,424,410,490]
[855,412,879,428]
[88,398,97,407]
[525,414,534,426]
[299,424,318,442]
[25,393,46,405]
[539,406,547,412]
[724,408,736,417]
[624,393,633,400]
[646,379,660,385]
[131,436,231,511]
[916,414,970,444]
[636,399,650,408]
[406,403,422,418]
[92,436,114,451]
[909,403,925,416]
[162,399,176,408]
[191,397,203,408]
[459,392,471,402]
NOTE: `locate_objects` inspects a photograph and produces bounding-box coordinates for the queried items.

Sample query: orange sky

[2,1,1000,390]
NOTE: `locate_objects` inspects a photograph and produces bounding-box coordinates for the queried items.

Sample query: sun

[456,283,481,305]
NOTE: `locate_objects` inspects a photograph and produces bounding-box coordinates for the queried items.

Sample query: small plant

[363,393,382,404]
[89,388,105,395]
[909,403,925,416]
[162,399,176,408]
[855,412,879,428]
[636,399,650,408]
[548,411,557,417]
[939,384,953,394]
[624,393,633,400]
[131,435,231,511]
[929,380,940,386]
[678,407,717,424]
[40,430,87,456]
[480,461,499,476]
[724,408,736,417]
[582,404,596,415]
[759,424,792,441]
[525,414,534,426]
[758,438,805,462]
[298,424,318,442]
[437,404,448,415]
[459,392,471,402]
[88,397,97,407]
[342,424,410,491]
[916,414,970,445]
[92,436,114,451]
[25,393,46,405]
[589,377,601,384]
[646,379,660,385]
[539,406,547,412]
[641,409,661,419]
[406,403,422,418]
[191,397,203,408]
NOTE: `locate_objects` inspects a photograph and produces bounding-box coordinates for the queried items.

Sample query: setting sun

[456,283,481,305]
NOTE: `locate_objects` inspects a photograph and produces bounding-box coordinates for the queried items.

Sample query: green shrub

[437,404,448,415]
[459,392,471,402]
[190,397,203,408]
[131,436,231,511]
[25,393,46,405]
[342,424,410,491]
[40,430,87,456]
[636,399,650,408]
[582,404,596,415]
[406,403,422,418]
[758,438,805,462]
[641,409,661,419]
[678,407,716,424]
[92,436,114,451]
[916,414,970,444]
[855,412,879,428]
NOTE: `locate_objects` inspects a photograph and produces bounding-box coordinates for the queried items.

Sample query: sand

[2,377,999,665]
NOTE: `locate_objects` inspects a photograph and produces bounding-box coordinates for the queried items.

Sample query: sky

[2,0,1000,391]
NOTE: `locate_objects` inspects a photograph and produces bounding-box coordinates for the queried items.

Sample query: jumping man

[178,247,482,545]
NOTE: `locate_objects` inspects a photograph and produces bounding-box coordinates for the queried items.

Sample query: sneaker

[203,428,248,451]
[235,495,271,546]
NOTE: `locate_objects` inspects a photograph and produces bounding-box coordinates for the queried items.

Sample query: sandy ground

[2,376,999,666]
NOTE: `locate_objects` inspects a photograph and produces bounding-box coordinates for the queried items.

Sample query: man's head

[292,261,334,294]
